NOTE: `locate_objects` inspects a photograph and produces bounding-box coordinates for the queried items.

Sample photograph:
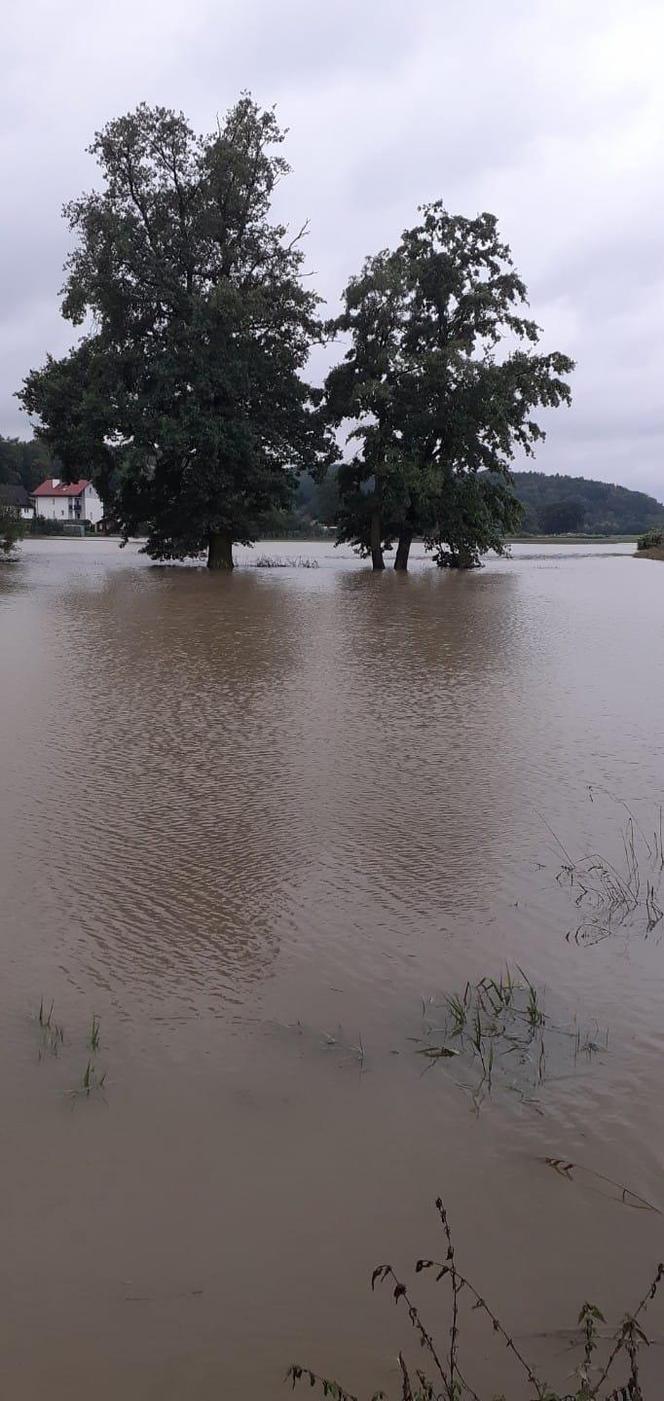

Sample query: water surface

[1,538,663,1398]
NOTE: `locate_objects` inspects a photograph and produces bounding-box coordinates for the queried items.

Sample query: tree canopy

[19,98,329,568]
[324,205,574,570]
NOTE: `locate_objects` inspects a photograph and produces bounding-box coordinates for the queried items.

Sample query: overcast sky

[3,0,664,498]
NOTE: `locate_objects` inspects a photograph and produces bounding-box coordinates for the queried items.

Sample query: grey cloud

[187,0,418,89]
[2,0,663,502]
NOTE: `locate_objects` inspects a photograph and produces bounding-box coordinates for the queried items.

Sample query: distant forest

[0,435,55,494]
[2,434,662,537]
[510,471,664,535]
[273,467,664,539]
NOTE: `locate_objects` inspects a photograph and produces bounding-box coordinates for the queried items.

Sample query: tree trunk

[370,508,385,571]
[207,531,234,570]
[394,529,412,572]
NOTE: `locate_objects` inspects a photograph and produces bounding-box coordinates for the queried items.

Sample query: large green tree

[20,98,327,568]
[325,205,574,570]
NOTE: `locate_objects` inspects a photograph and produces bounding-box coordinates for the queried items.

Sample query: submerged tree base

[207,533,234,570]
[394,531,412,571]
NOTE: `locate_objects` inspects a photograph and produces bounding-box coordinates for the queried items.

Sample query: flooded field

[1,537,663,1398]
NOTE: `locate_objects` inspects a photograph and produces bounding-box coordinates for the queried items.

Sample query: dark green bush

[28,516,66,535]
[0,505,24,555]
[637,529,664,551]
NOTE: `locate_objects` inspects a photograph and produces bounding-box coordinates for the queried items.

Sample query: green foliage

[325,205,573,570]
[538,497,586,533]
[27,516,66,536]
[514,472,664,536]
[0,434,56,493]
[425,472,523,569]
[257,468,663,547]
[254,471,338,539]
[637,528,664,551]
[19,98,331,568]
[0,503,24,556]
[294,470,339,527]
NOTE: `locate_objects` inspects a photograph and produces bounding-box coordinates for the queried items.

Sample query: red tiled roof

[31,478,91,498]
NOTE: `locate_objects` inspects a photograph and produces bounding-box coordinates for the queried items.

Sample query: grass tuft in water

[36,998,64,1058]
[69,1059,107,1103]
[418,967,607,1113]
[418,968,557,1110]
[253,554,320,569]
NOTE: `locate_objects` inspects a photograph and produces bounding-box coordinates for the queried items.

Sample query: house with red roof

[31,478,104,528]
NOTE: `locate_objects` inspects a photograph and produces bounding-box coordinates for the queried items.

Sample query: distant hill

[266,467,664,538]
[290,468,664,538]
[511,471,664,536]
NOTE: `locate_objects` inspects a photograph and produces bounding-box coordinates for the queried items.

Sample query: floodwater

[1,537,663,1399]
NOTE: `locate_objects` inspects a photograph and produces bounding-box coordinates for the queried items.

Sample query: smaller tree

[0,505,24,557]
[637,528,664,552]
[325,205,574,571]
[324,251,406,569]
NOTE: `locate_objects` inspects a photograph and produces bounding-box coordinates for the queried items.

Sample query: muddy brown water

[1,537,664,1399]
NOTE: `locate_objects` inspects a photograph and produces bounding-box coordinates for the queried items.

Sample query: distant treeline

[3,435,662,541]
[511,471,664,536]
[266,467,664,539]
[0,435,57,494]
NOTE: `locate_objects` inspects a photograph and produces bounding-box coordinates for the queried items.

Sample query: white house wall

[35,496,68,520]
[34,484,104,524]
[83,485,104,524]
